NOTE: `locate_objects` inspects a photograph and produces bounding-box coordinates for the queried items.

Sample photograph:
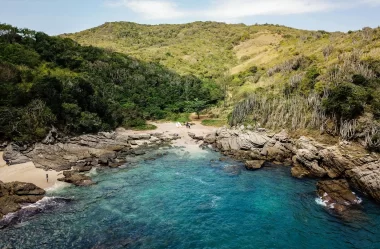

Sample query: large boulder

[215,128,270,151]
[295,149,327,177]
[204,133,216,144]
[129,134,151,140]
[0,181,45,219]
[245,160,265,170]
[42,127,59,144]
[291,161,311,179]
[319,146,355,178]
[3,145,30,165]
[346,161,380,202]
[58,171,94,186]
[261,140,293,162]
[295,136,319,153]
[316,179,362,213]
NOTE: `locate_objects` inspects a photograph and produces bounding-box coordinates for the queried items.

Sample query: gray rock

[58,171,94,186]
[129,134,151,140]
[295,149,326,177]
[215,128,270,151]
[42,126,58,144]
[3,145,31,165]
[204,133,216,144]
[188,133,196,139]
[319,146,355,178]
[346,161,380,202]
[245,160,265,170]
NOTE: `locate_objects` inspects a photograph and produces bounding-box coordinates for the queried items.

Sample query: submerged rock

[316,179,362,213]
[223,165,242,175]
[0,181,45,219]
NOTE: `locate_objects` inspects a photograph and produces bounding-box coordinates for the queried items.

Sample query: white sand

[0,121,217,189]
[136,121,217,153]
[0,151,61,189]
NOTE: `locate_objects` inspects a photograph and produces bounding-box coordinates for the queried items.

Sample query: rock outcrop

[0,181,45,219]
[196,126,380,205]
[346,161,380,202]
[245,160,265,170]
[214,128,270,151]
[316,179,362,212]
[3,130,178,171]
[58,171,94,186]
[3,144,31,165]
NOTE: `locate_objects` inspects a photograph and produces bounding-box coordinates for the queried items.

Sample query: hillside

[62,21,312,79]
[0,24,220,143]
[64,22,380,151]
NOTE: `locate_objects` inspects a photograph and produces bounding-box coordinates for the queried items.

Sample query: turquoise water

[1,148,380,249]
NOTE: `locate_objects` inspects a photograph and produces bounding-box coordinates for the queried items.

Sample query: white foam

[86,167,98,177]
[315,197,328,207]
[45,181,70,193]
[211,195,221,208]
[21,196,62,209]
[192,177,212,186]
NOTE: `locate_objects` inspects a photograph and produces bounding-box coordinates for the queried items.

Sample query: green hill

[0,24,220,142]
[64,22,380,151]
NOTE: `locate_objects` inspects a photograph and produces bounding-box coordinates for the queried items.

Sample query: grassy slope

[63,21,379,96]
[64,22,380,143]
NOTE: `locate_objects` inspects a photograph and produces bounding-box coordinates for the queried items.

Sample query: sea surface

[1,147,380,249]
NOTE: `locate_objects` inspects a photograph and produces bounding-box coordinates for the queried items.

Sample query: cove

[1,148,380,249]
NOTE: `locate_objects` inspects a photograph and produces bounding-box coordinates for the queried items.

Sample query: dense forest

[0,24,222,143]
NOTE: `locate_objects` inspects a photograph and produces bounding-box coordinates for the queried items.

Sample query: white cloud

[205,0,336,19]
[105,0,380,21]
[106,0,185,19]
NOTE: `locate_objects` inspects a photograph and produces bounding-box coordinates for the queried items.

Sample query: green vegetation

[0,24,221,142]
[3,21,380,150]
[131,124,158,131]
[201,119,227,127]
[164,113,191,123]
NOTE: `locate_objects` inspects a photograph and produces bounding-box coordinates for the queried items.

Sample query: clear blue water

[1,148,380,249]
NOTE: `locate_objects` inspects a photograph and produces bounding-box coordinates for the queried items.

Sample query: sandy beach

[0,151,61,190]
[0,121,217,190]
[147,121,217,150]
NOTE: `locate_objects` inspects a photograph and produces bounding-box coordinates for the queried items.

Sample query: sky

[1,0,380,35]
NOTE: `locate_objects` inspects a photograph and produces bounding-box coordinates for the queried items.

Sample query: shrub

[323,83,368,121]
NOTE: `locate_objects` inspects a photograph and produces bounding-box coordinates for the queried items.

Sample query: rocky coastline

[0,181,45,220]
[193,127,380,214]
[2,124,379,220]
[0,128,182,219]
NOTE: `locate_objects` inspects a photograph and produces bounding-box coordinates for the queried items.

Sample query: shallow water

[1,148,380,249]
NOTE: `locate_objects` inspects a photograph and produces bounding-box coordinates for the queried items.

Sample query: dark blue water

[1,147,380,249]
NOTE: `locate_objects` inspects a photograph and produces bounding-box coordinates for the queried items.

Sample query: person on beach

[4,159,10,166]
[46,173,49,183]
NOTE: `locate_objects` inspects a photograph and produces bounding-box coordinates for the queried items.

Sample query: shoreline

[0,152,62,190]
[0,121,217,190]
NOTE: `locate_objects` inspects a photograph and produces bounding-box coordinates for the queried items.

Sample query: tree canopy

[0,24,222,142]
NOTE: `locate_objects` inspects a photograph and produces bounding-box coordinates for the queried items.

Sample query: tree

[185,98,209,119]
